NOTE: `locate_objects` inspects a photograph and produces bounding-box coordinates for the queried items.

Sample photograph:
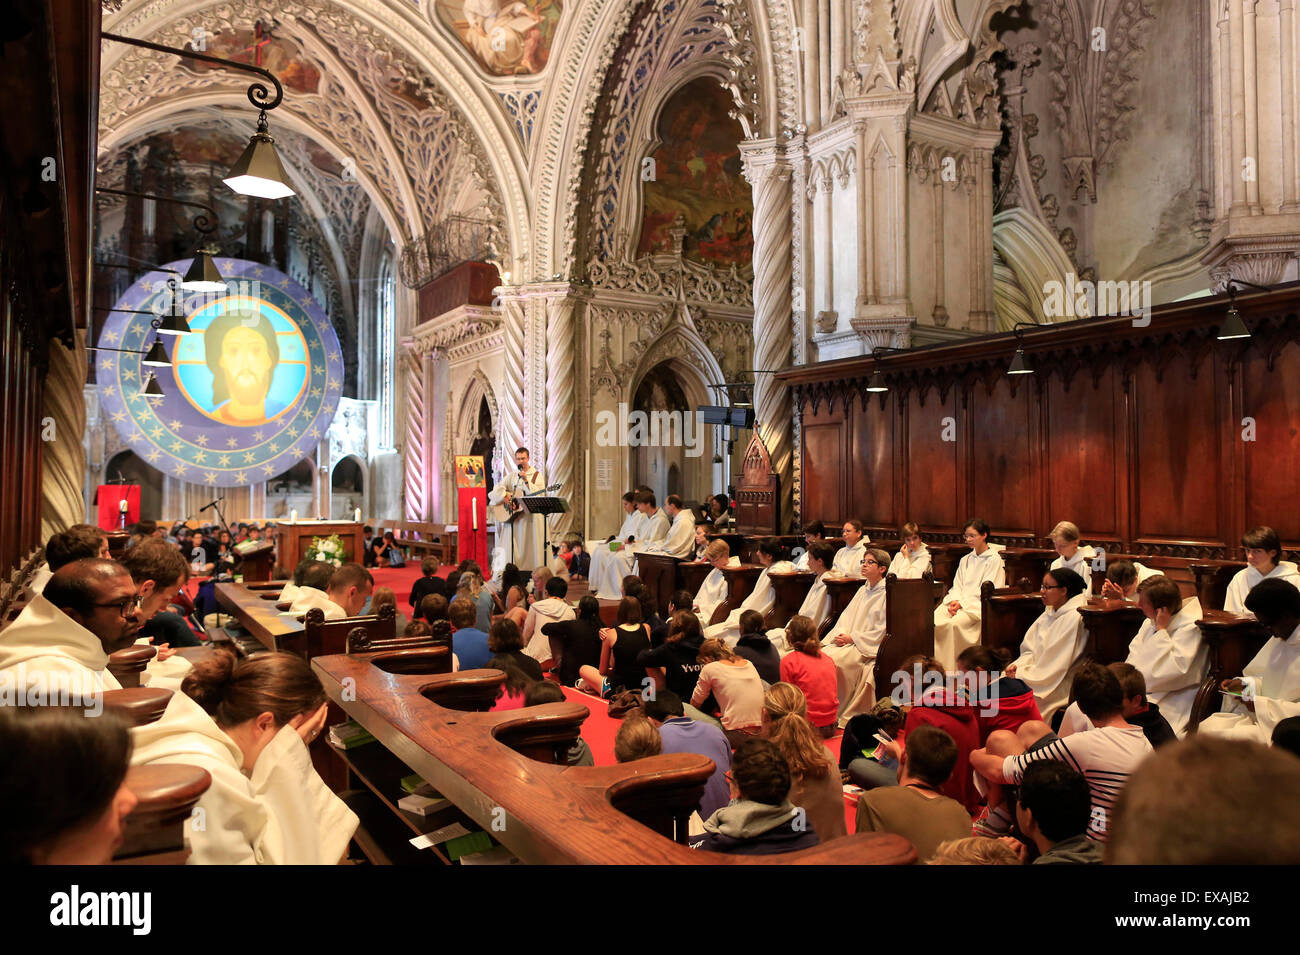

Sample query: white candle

[354,507,361,523]
[472,496,478,531]
[290,508,297,524]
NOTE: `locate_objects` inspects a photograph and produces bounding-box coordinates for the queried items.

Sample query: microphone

[199,496,225,513]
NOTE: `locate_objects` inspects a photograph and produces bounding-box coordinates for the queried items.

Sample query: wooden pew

[1077,597,1146,665]
[926,543,970,592]
[312,652,917,864]
[1189,561,1247,611]
[763,570,817,629]
[678,561,713,606]
[1188,610,1271,733]
[713,564,764,625]
[822,575,867,638]
[639,552,685,618]
[873,573,938,708]
[979,579,1041,657]
[388,520,458,567]
[102,688,213,865]
[1000,548,1057,590]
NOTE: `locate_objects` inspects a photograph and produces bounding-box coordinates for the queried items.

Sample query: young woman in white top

[933,519,1006,669]
[1225,525,1300,614]
[888,521,932,579]
[1048,521,1096,590]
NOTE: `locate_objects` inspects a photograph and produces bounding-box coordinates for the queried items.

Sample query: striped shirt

[1002,725,1152,841]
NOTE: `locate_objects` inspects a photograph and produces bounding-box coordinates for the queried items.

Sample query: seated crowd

[5,511,1300,865]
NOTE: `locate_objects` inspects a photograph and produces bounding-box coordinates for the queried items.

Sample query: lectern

[274,521,364,577]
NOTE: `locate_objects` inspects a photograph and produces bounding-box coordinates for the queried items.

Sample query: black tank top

[610,625,651,692]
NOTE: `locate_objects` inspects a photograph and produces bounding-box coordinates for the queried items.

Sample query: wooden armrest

[102,688,174,726]
[107,645,158,688]
[418,668,508,711]
[116,764,212,861]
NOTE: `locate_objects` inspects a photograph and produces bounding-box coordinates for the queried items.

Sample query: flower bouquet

[305,533,347,567]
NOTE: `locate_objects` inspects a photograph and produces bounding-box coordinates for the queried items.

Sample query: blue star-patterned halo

[98,258,344,488]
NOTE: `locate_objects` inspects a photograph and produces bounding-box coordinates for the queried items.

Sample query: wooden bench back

[875,573,938,699]
[979,578,1041,657]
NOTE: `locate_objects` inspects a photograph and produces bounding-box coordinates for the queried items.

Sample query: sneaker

[972,804,1013,838]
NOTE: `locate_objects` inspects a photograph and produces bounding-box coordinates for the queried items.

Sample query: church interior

[4,0,1300,879]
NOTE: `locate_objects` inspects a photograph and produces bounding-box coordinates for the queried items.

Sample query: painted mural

[186,20,321,95]
[435,0,562,76]
[636,77,753,268]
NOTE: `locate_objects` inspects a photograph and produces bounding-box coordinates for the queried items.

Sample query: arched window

[377,253,396,450]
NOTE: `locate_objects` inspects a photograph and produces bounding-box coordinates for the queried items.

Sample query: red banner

[95,484,140,531]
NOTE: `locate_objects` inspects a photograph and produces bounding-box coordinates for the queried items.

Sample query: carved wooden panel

[1241,341,1300,541]
[903,387,960,531]
[849,393,895,528]
[967,376,1036,537]
[1044,367,1124,540]
[802,418,845,526]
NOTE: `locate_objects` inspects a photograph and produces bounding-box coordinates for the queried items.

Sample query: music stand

[520,493,570,568]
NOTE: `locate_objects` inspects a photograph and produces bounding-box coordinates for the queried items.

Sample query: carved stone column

[400,345,430,521]
[1205,0,1300,285]
[541,284,580,538]
[740,139,795,530]
[498,292,527,459]
[42,338,87,540]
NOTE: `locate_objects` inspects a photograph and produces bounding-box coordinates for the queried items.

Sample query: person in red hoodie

[855,654,983,815]
[957,645,1043,745]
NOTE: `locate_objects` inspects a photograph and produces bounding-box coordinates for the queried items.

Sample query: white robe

[793,548,813,572]
[693,558,740,625]
[703,560,796,645]
[767,573,830,651]
[822,577,888,723]
[289,586,347,620]
[639,510,694,559]
[832,541,867,578]
[888,545,931,580]
[637,509,672,548]
[1224,561,1300,614]
[28,564,51,595]
[933,546,1006,669]
[1198,622,1300,743]
[1124,596,1207,736]
[1011,591,1089,720]
[1050,545,1096,589]
[522,596,576,662]
[588,510,646,600]
[491,465,547,571]
[131,690,357,864]
[0,592,122,697]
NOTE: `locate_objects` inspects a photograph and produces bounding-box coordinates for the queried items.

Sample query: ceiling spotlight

[224,112,296,199]
[1007,346,1034,375]
[866,370,889,393]
[182,247,227,292]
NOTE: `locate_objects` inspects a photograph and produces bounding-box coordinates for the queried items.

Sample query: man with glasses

[121,539,199,689]
[1005,568,1089,722]
[821,548,893,723]
[0,559,146,695]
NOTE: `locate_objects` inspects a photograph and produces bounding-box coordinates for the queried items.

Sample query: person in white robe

[933,521,1006,669]
[830,519,869,577]
[489,447,547,572]
[792,521,827,571]
[1124,575,1207,736]
[821,548,892,723]
[588,493,646,600]
[1100,559,1160,600]
[27,524,111,596]
[130,652,357,864]
[637,495,694,559]
[704,540,794,645]
[121,539,196,691]
[1199,578,1300,743]
[888,522,932,579]
[0,584,133,699]
[1225,526,1300,614]
[692,542,739,626]
[289,586,347,620]
[768,542,836,651]
[1006,567,1089,720]
[1048,520,1096,590]
[522,577,577,661]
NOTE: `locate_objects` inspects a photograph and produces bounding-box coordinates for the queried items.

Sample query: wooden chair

[762,570,816,629]
[638,552,686,618]
[1077,597,1146,665]
[1188,561,1247,611]
[733,432,780,536]
[979,578,1041,657]
[821,576,867,639]
[713,564,764,625]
